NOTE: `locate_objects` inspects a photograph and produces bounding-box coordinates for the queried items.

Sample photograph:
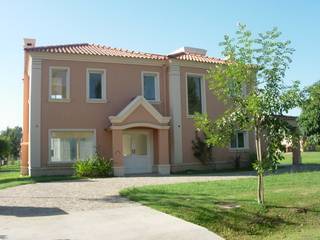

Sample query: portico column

[168,63,183,164]
[157,128,170,175]
[112,129,124,176]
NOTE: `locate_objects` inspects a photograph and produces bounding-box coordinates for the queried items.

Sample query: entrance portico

[109,96,171,176]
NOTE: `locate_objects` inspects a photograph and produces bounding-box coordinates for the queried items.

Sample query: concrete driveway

[0,173,252,240]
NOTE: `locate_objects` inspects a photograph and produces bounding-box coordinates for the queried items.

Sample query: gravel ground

[0,173,253,214]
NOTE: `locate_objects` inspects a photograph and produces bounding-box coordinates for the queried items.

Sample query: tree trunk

[255,126,264,205]
[257,172,264,204]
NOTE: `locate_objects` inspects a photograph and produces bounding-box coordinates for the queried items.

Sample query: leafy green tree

[0,137,10,161]
[194,24,301,204]
[0,126,22,160]
[298,81,320,145]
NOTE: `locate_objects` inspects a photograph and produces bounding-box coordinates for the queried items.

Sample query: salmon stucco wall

[179,66,256,169]
[40,59,168,168]
[21,51,30,175]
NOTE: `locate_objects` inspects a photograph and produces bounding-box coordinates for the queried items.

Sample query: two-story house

[21,38,255,176]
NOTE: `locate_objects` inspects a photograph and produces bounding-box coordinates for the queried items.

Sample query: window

[187,74,205,115]
[49,67,70,101]
[122,133,148,157]
[132,134,148,155]
[49,130,95,162]
[87,69,106,102]
[142,72,160,102]
[230,131,248,149]
[242,84,247,96]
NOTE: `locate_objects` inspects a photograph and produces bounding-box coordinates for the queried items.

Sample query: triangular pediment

[109,96,170,125]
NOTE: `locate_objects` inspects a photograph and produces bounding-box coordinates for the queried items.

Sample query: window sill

[48,99,71,103]
[186,112,205,119]
[148,100,161,104]
[86,99,107,104]
[229,148,250,152]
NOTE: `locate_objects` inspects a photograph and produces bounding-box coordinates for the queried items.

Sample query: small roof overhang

[109,96,171,130]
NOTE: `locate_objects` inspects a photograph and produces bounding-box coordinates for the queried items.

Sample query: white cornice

[29,52,220,69]
[169,58,216,69]
[29,52,165,66]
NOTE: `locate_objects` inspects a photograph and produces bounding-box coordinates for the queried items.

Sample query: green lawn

[0,161,80,190]
[282,151,320,165]
[121,172,320,240]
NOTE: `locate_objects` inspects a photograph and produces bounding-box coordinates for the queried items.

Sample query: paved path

[0,173,253,212]
[0,173,253,240]
[1,206,223,240]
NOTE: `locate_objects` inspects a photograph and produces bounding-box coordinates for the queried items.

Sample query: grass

[121,171,320,240]
[282,151,320,165]
[0,161,80,190]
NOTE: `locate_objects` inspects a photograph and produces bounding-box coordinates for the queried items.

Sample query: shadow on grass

[122,189,298,237]
[172,167,255,176]
[172,164,320,178]
[0,206,67,217]
[0,168,19,173]
[276,164,320,174]
[266,204,320,213]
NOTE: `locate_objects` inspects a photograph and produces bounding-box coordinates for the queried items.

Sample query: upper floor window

[49,67,70,101]
[142,72,160,102]
[230,131,249,149]
[86,69,106,102]
[242,84,248,96]
[187,74,205,116]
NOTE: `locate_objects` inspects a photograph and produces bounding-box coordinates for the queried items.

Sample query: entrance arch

[109,96,171,176]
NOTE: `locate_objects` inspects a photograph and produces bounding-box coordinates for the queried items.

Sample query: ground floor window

[49,130,95,162]
[230,131,249,149]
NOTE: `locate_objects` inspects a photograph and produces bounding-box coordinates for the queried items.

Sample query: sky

[0,0,319,131]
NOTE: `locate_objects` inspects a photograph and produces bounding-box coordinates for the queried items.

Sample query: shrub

[192,131,213,165]
[74,154,113,177]
[248,152,257,170]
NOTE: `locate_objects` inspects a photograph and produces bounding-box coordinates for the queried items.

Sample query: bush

[248,152,257,170]
[192,131,213,165]
[74,154,113,177]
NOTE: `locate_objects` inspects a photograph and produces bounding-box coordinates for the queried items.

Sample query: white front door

[123,130,153,174]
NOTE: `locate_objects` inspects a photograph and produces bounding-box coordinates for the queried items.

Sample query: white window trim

[141,71,160,104]
[48,66,71,102]
[229,131,249,151]
[86,68,107,103]
[186,73,207,118]
[48,129,97,164]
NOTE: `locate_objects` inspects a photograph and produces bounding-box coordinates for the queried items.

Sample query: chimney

[23,38,36,49]
[169,46,207,56]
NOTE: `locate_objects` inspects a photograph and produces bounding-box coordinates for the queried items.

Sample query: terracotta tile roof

[26,43,226,64]
[169,52,225,64]
[26,43,167,60]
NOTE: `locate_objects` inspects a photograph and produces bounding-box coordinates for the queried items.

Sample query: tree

[298,81,320,145]
[194,24,301,204]
[0,126,22,160]
[0,137,10,161]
